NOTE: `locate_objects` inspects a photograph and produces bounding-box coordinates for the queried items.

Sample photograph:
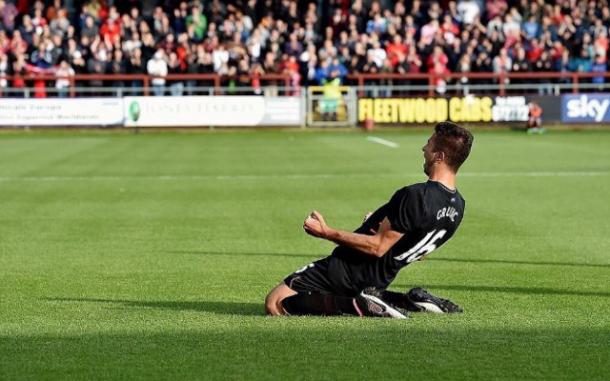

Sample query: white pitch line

[0,171,608,182]
[460,171,610,177]
[366,136,400,148]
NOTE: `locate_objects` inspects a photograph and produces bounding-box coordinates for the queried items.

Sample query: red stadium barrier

[347,72,610,97]
[3,71,610,97]
[0,73,292,97]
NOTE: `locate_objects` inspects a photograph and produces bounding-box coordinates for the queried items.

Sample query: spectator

[109,49,127,91]
[493,48,512,75]
[54,59,74,98]
[512,47,530,74]
[368,41,386,68]
[86,46,107,93]
[0,0,18,32]
[127,48,145,94]
[11,55,27,97]
[314,59,332,85]
[147,49,167,96]
[0,52,8,96]
[458,0,481,25]
[167,52,184,96]
[428,46,450,93]
[592,54,607,85]
[186,5,207,41]
[386,34,408,67]
[2,0,610,98]
[406,45,422,73]
[50,7,70,36]
[81,16,99,40]
[523,15,540,40]
[328,57,348,84]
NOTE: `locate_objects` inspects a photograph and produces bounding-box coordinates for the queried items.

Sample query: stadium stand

[0,0,609,96]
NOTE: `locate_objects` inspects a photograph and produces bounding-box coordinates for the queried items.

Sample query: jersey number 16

[394,229,447,263]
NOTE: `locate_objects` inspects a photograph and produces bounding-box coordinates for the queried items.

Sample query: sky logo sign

[562,94,610,123]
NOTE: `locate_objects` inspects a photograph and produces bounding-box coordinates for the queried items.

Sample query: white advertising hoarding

[0,98,124,126]
[123,96,302,127]
[260,97,302,125]
[124,96,266,126]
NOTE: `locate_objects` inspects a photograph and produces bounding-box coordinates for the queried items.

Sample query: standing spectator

[428,46,450,94]
[591,54,607,86]
[386,34,408,67]
[173,2,188,34]
[457,54,472,93]
[457,0,481,25]
[167,52,184,96]
[419,19,440,47]
[493,48,512,75]
[512,47,530,74]
[406,45,422,73]
[0,0,18,32]
[50,7,70,36]
[86,47,108,95]
[186,5,207,42]
[328,57,348,84]
[147,49,168,96]
[522,15,540,40]
[81,16,99,40]
[212,44,229,74]
[368,40,387,68]
[314,59,331,85]
[11,55,27,97]
[54,59,74,98]
[0,52,8,97]
[282,54,301,94]
[109,49,127,93]
[127,48,145,94]
[31,39,54,69]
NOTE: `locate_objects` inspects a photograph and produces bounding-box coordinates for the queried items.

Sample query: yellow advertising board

[358,97,494,124]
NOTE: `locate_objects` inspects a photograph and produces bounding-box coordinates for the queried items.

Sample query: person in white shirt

[147,49,168,96]
[55,60,75,98]
[457,0,480,25]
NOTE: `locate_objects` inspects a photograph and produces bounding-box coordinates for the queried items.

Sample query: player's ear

[434,151,445,163]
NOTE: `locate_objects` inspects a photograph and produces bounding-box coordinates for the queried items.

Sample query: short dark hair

[432,121,474,172]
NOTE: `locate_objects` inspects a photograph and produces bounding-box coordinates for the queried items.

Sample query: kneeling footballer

[265,122,474,318]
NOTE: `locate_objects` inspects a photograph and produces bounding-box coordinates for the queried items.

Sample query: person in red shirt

[427,46,450,93]
[386,34,407,67]
[101,18,121,44]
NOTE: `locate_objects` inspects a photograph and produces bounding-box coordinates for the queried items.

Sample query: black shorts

[283,257,337,294]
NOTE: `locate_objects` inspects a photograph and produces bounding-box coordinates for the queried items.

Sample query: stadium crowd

[0,0,609,95]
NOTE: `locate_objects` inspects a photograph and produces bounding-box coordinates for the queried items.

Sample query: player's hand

[303,210,329,239]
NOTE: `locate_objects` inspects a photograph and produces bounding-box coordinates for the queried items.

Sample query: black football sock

[281,292,365,316]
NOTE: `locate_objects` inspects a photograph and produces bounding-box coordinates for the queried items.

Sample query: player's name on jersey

[437,206,459,222]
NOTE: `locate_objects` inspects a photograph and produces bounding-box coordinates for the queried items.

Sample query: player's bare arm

[303,211,403,257]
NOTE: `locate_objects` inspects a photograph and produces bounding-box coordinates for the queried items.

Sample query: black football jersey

[327,180,465,294]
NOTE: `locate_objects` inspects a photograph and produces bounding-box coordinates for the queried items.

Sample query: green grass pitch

[1,129,609,380]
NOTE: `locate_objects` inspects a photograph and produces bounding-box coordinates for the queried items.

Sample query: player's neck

[428,167,456,190]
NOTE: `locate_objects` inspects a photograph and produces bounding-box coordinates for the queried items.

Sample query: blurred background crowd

[0,0,609,95]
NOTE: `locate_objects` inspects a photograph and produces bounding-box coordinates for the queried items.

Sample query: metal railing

[3,71,610,98]
[346,72,610,96]
[0,73,293,97]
